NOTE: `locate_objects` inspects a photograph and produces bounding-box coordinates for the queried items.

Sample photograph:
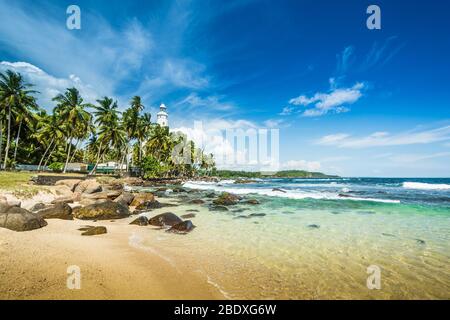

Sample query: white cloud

[0,61,100,108]
[177,93,234,111]
[316,125,450,148]
[281,160,321,171]
[284,82,364,117]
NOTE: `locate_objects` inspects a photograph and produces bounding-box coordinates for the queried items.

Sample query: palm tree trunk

[63,137,73,173]
[69,139,80,163]
[43,143,58,169]
[13,119,22,163]
[38,138,54,171]
[3,105,12,170]
[0,119,3,168]
[89,141,103,175]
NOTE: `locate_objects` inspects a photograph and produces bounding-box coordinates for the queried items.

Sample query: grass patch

[0,171,35,190]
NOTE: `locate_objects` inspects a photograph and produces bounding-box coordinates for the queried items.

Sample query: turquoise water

[132,178,450,299]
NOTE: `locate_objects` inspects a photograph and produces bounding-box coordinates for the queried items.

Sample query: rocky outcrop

[113,192,135,206]
[55,179,82,191]
[209,205,229,211]
[148,212,183,227]
[0,207,47,232]
[73,200,130,220]
[130,192,155,207]
[74,179,102,194]
[129,216,149,226]
[36,202,73,220]
[213,192,241,206]
[167,220,196,234]
[272,188,286,193]
[78,226,107,236]
[29,203,48,212]
[135,200,163,210]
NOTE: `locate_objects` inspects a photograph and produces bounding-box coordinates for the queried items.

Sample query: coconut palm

[52,87,92,173]
[35,113,66,170]
[89,97,125,175]
[0,70,38,169]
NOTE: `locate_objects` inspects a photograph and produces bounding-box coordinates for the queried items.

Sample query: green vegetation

[0,69,215,178]
[213,169,339,179]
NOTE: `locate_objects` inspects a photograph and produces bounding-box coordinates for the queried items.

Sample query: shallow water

[131,178,450,299]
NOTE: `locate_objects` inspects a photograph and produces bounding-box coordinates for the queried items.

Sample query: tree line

[0,69,215,177]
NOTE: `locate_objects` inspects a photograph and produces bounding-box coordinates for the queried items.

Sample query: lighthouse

[156,103,169,127]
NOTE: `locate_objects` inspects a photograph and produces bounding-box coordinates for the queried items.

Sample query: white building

[157,103,169,127]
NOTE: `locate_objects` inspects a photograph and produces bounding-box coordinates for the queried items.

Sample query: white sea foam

[183,181,400,203]
[403,182,450,190]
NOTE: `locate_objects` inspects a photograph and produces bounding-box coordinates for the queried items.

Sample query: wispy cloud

[283,81,364,117]
[0,61,100,107]
[316,125,450,148]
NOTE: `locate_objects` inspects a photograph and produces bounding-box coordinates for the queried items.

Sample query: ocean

[131,178,450,299]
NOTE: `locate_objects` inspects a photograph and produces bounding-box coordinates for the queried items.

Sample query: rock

[234,179,257,184]
[55,179,82,192]
[245,199,260,205]
[181,213,196,219]
[130,192,155,207]
[74,179,102,194]
[272,188,286,193]
[78,198,108,207]
[0,207,47,232]
[29,203,47,212]
[79,226,107,236]
[80,192,109,201]
[129,216,149,226]
[0,202,13,213]
[186,209,199,212]
[114,192,135,206]
[249,213,266,217]
[209,205,229,212]
[167,220,196,234]
[106,190,122,200]
[213,192,241,206]
[205,192,216,198]
[122,177,143,186]
[36,202,73,220]
[54,185,74,198]
[0,195,7,202]
[308,224,320,229]
[189,199,205,204]
[73,200,130,220]
[51,196,74,205]
[135,200,163,211]
[148,212,183,227]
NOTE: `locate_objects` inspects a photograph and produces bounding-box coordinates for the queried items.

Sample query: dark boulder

[272,188,287,193]
[29,203,48,212]
[0,207,47,232]
[36,202,73,220]
[73,200,130,220]
[213,192,241,206]
[78,226,107,236]
[148,212,182,227]
[167,220,196,234]
[129,216,149,226]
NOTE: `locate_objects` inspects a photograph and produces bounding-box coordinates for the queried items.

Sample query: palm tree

[52,87,92,173]
[0,70,38,169]
[89,97,124,175]
[35,113,65,170]
[135,112,152,163]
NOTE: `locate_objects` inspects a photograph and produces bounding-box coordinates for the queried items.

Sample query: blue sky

[1,0,449,176]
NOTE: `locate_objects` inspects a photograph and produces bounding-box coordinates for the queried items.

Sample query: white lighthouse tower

[156,103,169,127]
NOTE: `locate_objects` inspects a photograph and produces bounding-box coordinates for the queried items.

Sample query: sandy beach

[0,214,223,300]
